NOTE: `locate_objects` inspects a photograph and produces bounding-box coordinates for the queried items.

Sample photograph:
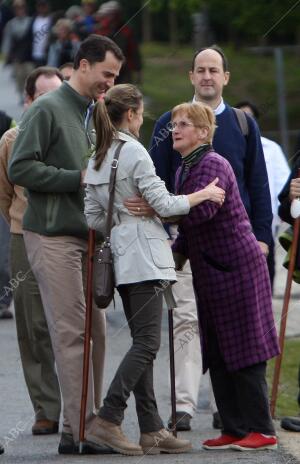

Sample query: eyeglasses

[168,121,196,132]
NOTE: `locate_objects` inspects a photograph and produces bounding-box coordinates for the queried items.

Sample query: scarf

[178,143,213,190]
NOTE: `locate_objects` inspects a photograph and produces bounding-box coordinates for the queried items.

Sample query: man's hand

[289,178,300,200]
[258,241,269,257]
[123,196,156,217]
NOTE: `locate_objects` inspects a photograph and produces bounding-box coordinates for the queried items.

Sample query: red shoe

[202,434,241,450]
[230,432,277,451]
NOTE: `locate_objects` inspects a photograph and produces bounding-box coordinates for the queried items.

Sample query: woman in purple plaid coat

[171,102,280,452]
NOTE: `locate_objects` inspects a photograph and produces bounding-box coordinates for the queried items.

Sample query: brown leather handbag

[93,141,124,308]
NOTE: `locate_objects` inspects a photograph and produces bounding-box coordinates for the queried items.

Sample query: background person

[31,0,52,67]
[171,101,279,451]
[74,0,97,40]
[1,0,34,101]
[277,157,300,433]
[0,66,63,434]
[95,1,142,84]
[59,61,74,80]
[47,19,80,68]
[235,100,290,291]
[84,84,224,455]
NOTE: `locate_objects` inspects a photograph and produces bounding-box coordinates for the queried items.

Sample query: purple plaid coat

[173,151,279,373]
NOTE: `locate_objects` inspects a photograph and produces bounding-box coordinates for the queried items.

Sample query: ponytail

[92,84,143,170]
[93,101,116,171]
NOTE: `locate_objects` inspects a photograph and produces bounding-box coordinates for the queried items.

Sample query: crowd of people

[1,0,141,100]
[0,4,298,458]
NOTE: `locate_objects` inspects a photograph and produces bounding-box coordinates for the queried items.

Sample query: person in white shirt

[32,0,51,67]
[236,101,290,290]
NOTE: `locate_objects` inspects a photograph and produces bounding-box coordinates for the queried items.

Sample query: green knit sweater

[8,82,92,239]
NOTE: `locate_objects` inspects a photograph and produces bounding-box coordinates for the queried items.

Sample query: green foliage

[150,0,202,12]
[204,0,300,43]
[139,42,300,154]
[22,0,300,43]
[267,338,300,418]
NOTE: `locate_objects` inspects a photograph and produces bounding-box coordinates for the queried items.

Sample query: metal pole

[168,308,177,437]
[274,47,289,155]
[270,169,300,417]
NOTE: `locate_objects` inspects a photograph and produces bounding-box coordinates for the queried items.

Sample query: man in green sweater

[8,35,129,455]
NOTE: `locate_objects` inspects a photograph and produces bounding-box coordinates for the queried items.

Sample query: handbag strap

[104,140,125,240]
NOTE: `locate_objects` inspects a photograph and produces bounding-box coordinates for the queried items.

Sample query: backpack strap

[233,107,249,137]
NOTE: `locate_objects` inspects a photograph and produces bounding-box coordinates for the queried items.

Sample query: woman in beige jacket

[84,84,224,456]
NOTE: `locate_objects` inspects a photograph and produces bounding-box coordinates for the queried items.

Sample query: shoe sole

[203,444,232,450]
[32,429,59,435]
[230,444,278,451]
[142,445,192,455]
[86,434,143,456]
[58,441,115,455]
[168,425,191,432]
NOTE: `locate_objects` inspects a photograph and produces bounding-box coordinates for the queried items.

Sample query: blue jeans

[0,214,12,308]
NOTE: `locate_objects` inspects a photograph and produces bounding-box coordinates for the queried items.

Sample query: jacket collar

[60,82,92,114]
[115,131,136,143]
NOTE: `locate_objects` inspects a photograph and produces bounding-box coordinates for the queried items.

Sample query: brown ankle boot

[86,417,143,456]
[140,428,192,455]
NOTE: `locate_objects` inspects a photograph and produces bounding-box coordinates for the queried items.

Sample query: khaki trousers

[172,260,202,416]
[10,234,61,422]
[172,260,217,416]
[24,231,106,441]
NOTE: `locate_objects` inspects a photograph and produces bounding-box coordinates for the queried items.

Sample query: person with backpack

[124,45,272,437]
[278,159,300,433]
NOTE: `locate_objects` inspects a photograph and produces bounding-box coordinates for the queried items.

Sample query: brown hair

[171,102,216,144]
[93,84,143,170]
[73,34,124,70]
[25,66,64,99]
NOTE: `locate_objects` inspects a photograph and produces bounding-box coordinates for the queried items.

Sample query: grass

[267,337,300,418]
[140,42,300,154]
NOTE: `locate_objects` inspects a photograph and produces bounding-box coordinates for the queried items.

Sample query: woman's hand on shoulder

[203,177,225,205]
[187,177,225,208]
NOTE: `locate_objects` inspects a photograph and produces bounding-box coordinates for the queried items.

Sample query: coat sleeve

[180,157,229,228]
[0,129,16,224]
[245,116,273,245]
[8,104,81,193]
[130,144,190,217]
[84,183,107,234]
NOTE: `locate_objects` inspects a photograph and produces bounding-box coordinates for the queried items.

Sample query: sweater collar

[61,82,92,114]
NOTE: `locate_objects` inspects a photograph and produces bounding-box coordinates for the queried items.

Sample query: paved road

[0,63,299,463]
[0,304,294,464]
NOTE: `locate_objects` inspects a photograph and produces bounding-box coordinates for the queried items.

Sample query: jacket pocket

[144,227,174,269]
[201,251,233,273]
[111,225,138,257]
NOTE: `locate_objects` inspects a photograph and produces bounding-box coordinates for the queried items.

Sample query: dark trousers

[0,214,12,308]
[207,325,275,437]
[99,281,164,433]
[11,234,61,421]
